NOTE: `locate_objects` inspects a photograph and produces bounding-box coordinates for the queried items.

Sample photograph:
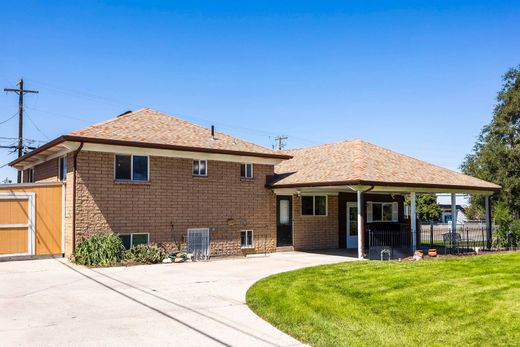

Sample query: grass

[246,252,520,347]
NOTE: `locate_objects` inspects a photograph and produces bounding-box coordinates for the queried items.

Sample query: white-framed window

[118,233,149,250]
[58,156,67,181]
[115,154,149,181]
[367,202,398,222]
[240,230,254,248]
[240,163,253,178]
[192,159,207,176]
[301,195,327,216]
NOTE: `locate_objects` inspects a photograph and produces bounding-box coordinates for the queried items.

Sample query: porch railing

[367,229,413,260]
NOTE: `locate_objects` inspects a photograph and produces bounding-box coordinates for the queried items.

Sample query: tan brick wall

[292,195,338,250]
[74,151,276,256]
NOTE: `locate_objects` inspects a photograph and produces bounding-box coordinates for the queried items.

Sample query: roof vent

[117,110,132,117]
[232,138,237,145]
[211,125,216,140]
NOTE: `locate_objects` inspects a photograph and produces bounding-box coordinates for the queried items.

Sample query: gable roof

[270,139,500,192]
[10,108,291,166]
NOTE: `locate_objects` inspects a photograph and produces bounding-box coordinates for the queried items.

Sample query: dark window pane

[240,231,247,247]
[246,164,252,178]
[240,164,246,177]
[383,204,393,221]
[59,157,65,181]
[115,155,131,180]
[193,160,199,175]
[247,230,253,246]
[132,234,149,247]
[315,196,327,215]
[301,196,314,215]
[119,235,131,250]
[373,203,382,221]
[133,156,148,181]
[199,160,207,176]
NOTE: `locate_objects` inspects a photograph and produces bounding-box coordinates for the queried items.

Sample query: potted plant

[428,249,437,257]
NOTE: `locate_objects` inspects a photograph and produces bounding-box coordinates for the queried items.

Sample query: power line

[0,111,18,126]
[24,109,50,140]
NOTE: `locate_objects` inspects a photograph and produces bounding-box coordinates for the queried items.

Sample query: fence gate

[187,228,210,261]
[0,183,63,258]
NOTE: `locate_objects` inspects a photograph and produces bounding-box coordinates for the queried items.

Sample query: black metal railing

[368,230,413,260]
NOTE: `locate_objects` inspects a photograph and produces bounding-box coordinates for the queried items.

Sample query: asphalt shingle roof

[270,139,500,191]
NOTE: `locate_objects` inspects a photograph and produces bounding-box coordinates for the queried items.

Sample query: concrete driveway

[0,251,356,346]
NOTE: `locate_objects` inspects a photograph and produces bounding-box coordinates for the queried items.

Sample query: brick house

[7,108,500,259]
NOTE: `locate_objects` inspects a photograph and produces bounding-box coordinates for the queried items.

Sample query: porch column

[451,193,457,234]
[410,192,417,250]
[357,190,364,259]
[485,195,492,248]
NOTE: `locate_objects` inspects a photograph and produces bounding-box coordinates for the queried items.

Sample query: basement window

[240,163,253,178]
[118,233,149,250]
[301,195,327,216]
[192,160,207,176]
[115,155,149,181]
[240,230,254,248]
[58,156,67,181]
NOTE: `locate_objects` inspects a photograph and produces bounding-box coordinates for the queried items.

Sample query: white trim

[240,230,254,248]
[0,192,36,257]
[81,142,284,165]
[300,194,328,217]
[0,182,63,188]
[114,154,150,182]
[357,191,363,259]
[240,163,254,179]
[17,144,78,170]
[192,159,208,177]
[0,224,28,228]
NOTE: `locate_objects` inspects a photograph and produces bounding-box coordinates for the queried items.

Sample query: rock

[162,258,172,263]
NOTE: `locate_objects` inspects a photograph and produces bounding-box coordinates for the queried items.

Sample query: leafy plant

[125,244,166,264]
[405,194,442,222]
[71,233,126,266]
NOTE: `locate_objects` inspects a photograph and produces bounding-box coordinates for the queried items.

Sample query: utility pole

[4,78,39,183]
[273,135,288,150]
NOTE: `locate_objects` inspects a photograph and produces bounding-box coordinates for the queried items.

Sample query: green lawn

[246,253,520,347]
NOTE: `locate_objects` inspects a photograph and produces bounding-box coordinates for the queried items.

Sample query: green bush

[509,220,520,247]
[71,233,126,266]
[125,244,166,264]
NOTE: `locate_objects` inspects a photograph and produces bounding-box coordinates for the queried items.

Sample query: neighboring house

[6,108,500,259]
[439,204,467,224]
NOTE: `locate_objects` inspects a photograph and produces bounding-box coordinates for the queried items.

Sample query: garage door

[0,193,35,256]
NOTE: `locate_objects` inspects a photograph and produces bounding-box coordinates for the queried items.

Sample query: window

[28,168,35,183]
[240,163,253,178]
[240,230,253,248]
[58,156,67,181]
[370,202,394,222]
[301,195,327,216]
[118,233,149,250]
[115,155,149,181]
[192,160,207,176]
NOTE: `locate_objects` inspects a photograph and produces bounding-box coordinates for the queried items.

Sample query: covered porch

[273,184,496,260]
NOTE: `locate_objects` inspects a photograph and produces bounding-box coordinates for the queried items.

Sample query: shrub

[125,244,166,264]
[71,233,126,266]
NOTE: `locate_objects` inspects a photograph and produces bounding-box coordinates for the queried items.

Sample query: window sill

[240,177,254,181]
[113,180,151,185]
[192,175,208,178]
[301,214,328,218]
[241,246,255,249]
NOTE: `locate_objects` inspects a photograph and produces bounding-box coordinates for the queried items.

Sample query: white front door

[346,202,358,248]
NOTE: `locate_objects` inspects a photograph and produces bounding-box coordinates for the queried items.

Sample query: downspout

[72,142,84,253]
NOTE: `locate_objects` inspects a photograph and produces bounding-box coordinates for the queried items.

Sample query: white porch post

[485,195,492,248]
[410,192,417,250]
[451,193,457,234]
[357,190,363,259]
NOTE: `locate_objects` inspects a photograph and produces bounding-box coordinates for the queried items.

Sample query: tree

[1,177,12,184]
[461,66,520,218]
[405,194,442,222]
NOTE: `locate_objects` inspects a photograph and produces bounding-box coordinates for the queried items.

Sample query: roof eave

[9,135,293,167]
[268,179,501,193]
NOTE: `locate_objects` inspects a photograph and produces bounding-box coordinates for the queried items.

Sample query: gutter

[72,142,84,253]
[9,135,292,167]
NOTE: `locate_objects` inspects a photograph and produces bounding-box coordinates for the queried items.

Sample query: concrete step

[276,246,294,252]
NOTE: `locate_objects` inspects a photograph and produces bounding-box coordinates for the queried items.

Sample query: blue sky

[1,0,519,187]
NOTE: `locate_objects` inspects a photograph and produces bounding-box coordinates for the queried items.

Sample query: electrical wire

[24,109,51,140]
[0,111,18,126]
